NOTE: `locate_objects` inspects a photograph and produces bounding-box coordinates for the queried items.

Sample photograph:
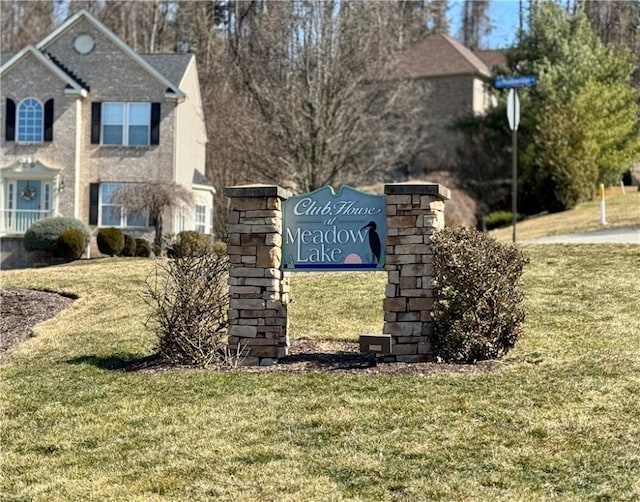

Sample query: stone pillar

[383,183,450,362]
[224,185,291,366]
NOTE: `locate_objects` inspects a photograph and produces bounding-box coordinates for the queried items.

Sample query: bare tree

[461,0,491,49]
[581,0,640,84]
[1,0,54,50]
[225,0,432,193]
[112,183,193,255]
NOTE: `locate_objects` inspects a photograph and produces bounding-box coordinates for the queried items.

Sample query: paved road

[526,226,640,244]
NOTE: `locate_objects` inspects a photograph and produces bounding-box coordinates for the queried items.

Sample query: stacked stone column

[224,185,291,366]
[383,183,449,362]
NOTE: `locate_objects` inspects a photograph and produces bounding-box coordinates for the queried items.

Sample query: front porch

[0,209,56,236]
[1,158,64,238]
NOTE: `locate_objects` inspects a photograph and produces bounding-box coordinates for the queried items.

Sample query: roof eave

[193,183,216,194]
[165,91,185,102]
[0,46,87,94]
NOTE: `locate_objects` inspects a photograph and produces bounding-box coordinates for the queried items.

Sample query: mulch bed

[0,288,75,359]
[0,288,503,375]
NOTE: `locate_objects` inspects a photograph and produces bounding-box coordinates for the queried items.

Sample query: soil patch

[0,288,75,359]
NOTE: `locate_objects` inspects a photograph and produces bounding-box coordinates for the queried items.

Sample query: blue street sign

[494,75,537,89]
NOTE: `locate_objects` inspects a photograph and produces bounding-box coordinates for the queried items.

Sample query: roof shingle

[388,33,495,80]
[141,53,193,87]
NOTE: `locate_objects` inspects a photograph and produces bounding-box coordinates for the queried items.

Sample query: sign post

[494,74,536,243]
[507,88,520,243]
[599,183,606,225]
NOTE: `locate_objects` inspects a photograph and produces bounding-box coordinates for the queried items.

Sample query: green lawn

[491,189,640,242]
[1,246,640,501]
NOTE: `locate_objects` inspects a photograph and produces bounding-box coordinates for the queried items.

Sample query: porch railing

[0,209,56,236]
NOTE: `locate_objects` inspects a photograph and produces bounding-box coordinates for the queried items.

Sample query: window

[195,205,207,233]
[175,204,186,233]
[17,98,43,142]
[99,183,148,227]
[101,102,150,146]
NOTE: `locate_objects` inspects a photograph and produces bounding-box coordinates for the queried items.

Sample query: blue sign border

[282,186,386,272]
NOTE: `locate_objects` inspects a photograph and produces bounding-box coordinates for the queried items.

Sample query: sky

[449,0,522,49]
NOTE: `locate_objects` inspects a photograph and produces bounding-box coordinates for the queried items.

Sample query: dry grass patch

[491,189,640,241]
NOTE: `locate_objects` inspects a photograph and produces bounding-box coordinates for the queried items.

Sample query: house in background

[388,33,505,171]
[0,9,213,268]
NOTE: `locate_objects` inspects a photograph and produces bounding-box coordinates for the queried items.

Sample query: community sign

[282,186,386,271]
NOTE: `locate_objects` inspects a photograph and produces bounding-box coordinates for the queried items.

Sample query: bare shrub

[144,252,229,367]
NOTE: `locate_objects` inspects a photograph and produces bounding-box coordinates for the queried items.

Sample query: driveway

[527,226,640,244]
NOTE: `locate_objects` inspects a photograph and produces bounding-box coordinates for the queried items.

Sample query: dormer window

[17,98,43,142]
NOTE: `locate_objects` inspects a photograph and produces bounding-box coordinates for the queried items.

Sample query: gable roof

[475,49,507,72]
[0,46,88,96]
[389,33,493,80]
[36,9,185,99]
[0,51,17,66]
[141,54,194,88]
[192,169,213,187]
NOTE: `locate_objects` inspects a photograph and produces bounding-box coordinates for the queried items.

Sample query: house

[0,9,213,268]
[388,33,505,170]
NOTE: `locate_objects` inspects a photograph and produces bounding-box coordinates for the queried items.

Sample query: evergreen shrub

[212,240,228,257]
[431,226,528,363]
[24,217,90,252]
[170,231,212,258]
[121,234,137,257]
[483,211,523,231]
[56,228,88,262]
[135,238,152,257]
[97,227,125,256]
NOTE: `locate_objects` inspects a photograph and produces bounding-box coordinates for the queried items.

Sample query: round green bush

[430,226,528,363]
[121,234,137,257]
[24,217,90,252]
[170,231,212,258]
[97,227,125,256]
[483,211,524,231]
[135,238,152,257]
[56,228,88,262]
[212,240,228,257]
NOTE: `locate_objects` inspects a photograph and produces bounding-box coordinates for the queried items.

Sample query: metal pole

[511,94,518,244]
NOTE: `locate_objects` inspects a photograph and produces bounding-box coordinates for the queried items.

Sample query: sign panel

[494,74,536,89]
[282,186,386,271]
[507,88,520,131]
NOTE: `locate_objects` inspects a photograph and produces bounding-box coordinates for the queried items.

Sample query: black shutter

[150,102,160,145]
[91,102,101,144]
[89,183,100,225]
[5,98,15,141]
[44,99,54,142]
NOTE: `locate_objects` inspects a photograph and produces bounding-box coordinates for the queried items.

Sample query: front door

[13,180,45,233]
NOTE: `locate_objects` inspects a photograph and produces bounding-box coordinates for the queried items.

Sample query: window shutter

[91,102,101,144]
[44,99,54,142]
[5,98,16,141]
[150,102,160,145]
[89,183,99,225]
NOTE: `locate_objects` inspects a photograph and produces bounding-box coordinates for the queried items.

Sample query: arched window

[17,98,43,142]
